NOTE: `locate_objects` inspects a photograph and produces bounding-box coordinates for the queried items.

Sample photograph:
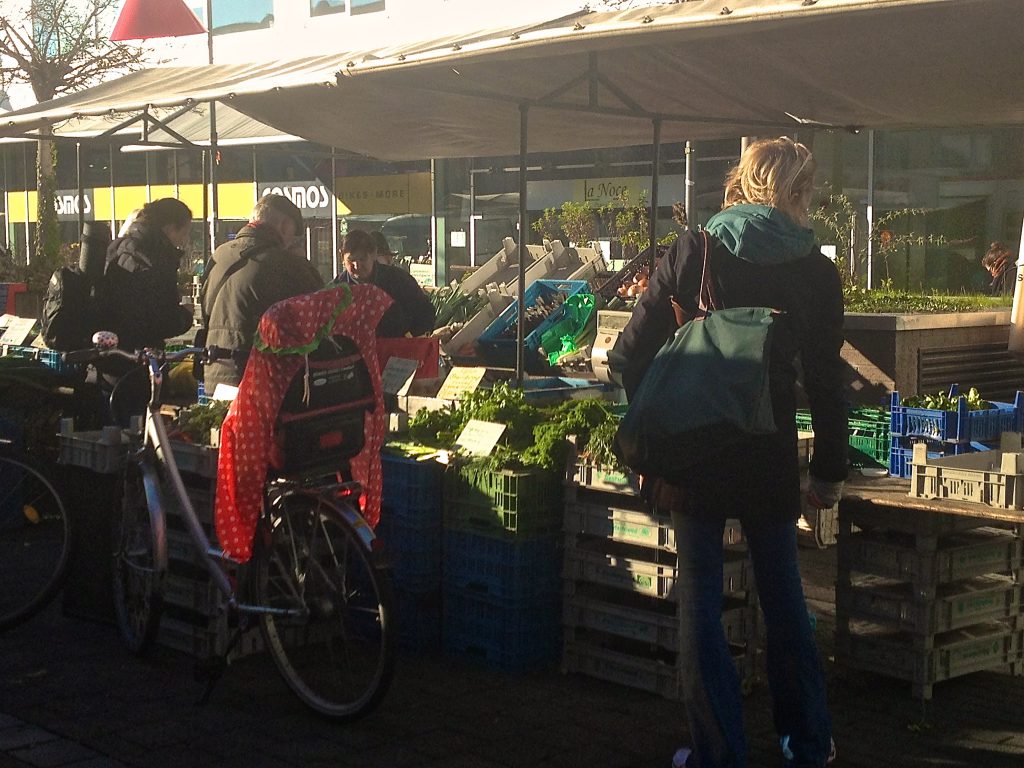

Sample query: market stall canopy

[0,103,302,148]
[0,0,1019,160]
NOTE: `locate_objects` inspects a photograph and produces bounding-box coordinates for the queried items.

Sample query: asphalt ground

[1,546,1022,768]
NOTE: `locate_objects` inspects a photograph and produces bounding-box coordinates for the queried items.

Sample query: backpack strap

[199,242,264,330]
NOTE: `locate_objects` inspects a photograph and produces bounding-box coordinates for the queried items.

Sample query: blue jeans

[671,512,832,768]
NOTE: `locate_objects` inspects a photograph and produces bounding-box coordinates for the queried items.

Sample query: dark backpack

[40,223,118,351]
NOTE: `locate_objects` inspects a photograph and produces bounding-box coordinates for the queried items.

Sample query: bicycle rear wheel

[0,452,71,631]
[255,490,396,721]
[111,463,165,653]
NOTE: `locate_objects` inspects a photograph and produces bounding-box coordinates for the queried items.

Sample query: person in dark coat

[201,194,323,391]
[100,198,195,422]
[611,138,846,768]
[106,197,194,351]
[333,229,435,337]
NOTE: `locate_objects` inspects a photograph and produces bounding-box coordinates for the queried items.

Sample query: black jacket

[610,225,848,525]
[335,263,435,337]
[105,221,192,351]
[201,223,324,390]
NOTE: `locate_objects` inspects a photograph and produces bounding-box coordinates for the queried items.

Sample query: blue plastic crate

[442,529,562,600]
[888,436,979,479]
[476,280,590,370]
[394,587,441,653]
[1,345,73,376]
[376,519,442,591]
[381,455,443,525]
[442,587,561,674]
[890,390,1023,444]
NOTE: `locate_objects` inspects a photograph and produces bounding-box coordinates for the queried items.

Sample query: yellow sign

[335,172,431,215]
[436,366,487,402]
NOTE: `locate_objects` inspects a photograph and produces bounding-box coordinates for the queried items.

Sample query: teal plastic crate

[476,280,589,371]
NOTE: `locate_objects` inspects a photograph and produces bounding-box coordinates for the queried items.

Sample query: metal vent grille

[919,343,1024,401]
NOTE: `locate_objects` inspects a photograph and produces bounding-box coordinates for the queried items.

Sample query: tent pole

[206,0,219,256]
[516,103,529,386]
[866,129,875,290]
[649,118,661,271]
[684,140,694,229]
[331,147,339,279]
[76,141,84,235]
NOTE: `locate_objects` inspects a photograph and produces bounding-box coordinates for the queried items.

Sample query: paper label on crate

[437,366,486,401]
[381,356,419,396]
[0,316,35,346]
[455,419,506,456]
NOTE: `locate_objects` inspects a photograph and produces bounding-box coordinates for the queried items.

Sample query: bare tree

[0,0,147,280]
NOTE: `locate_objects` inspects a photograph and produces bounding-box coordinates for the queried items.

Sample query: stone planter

[840,310,1024,405]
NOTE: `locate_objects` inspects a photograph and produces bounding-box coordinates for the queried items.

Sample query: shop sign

[335,172,432,215]
[581,176,650,206]
[55,191,93,221]
[260,182,334,217]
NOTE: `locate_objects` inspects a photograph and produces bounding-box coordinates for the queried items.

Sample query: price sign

[437,366,486,401]
[455,419,506,457]
[0,316,36,346]
[381,356,419,396]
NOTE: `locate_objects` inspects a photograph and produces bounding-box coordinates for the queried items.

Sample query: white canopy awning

[0,0,1019,160]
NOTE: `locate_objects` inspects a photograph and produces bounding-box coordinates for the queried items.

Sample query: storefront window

[351,0,385,14]
[311,0,346,16]
[208,0,273,35]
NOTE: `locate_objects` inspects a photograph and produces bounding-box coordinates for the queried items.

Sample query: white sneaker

[780,735,837,766]
[671,747,692,768]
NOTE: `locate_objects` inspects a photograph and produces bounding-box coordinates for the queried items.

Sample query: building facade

[2,0,1021,292]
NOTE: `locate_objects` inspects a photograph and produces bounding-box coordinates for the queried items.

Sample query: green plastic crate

[443,464,562,539]
[795,407,890,469]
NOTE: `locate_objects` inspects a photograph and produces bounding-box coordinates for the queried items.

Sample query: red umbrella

[110,0,206,41]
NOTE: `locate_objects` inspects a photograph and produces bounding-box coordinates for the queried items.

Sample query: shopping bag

[613,305,777,482]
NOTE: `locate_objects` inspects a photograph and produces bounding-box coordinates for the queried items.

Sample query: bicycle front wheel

[0,452,71,631]
[111,463,165,653]
[255,491,396,721]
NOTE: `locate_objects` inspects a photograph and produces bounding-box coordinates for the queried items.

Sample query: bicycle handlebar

[63,344,234,367]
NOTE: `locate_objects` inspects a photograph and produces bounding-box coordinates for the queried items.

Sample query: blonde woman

[611,138,844,768]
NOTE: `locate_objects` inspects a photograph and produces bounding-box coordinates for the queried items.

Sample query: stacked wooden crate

[561,458,760,698]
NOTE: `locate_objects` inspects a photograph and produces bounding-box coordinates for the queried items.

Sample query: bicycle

[65,333,396,721]
[0,436,72,631]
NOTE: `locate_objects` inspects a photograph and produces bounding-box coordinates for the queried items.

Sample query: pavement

[2,546,1023,768]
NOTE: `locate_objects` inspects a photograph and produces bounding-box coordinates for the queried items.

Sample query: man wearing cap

[201,193,324,391]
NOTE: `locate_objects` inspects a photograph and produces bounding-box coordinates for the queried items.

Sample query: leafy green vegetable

[176,401,231,443]
[901,387,992,411]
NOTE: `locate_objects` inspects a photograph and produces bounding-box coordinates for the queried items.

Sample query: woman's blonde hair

[722,137,816,223]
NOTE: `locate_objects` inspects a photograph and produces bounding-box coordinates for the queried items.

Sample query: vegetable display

[408,389,626,473]
[175,400,231,444]
[498,292,567,338]
[901,387,991,411]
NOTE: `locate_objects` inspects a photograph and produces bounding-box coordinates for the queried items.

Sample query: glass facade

[2,126,1021,294]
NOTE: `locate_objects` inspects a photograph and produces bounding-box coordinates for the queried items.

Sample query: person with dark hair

[612,138,844,768]
[982,241,1015,297]
[106,197,194,351]
[201,194,323,391]
[334,228,434,337]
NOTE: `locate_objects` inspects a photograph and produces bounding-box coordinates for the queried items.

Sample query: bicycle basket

[274,335,375,475]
